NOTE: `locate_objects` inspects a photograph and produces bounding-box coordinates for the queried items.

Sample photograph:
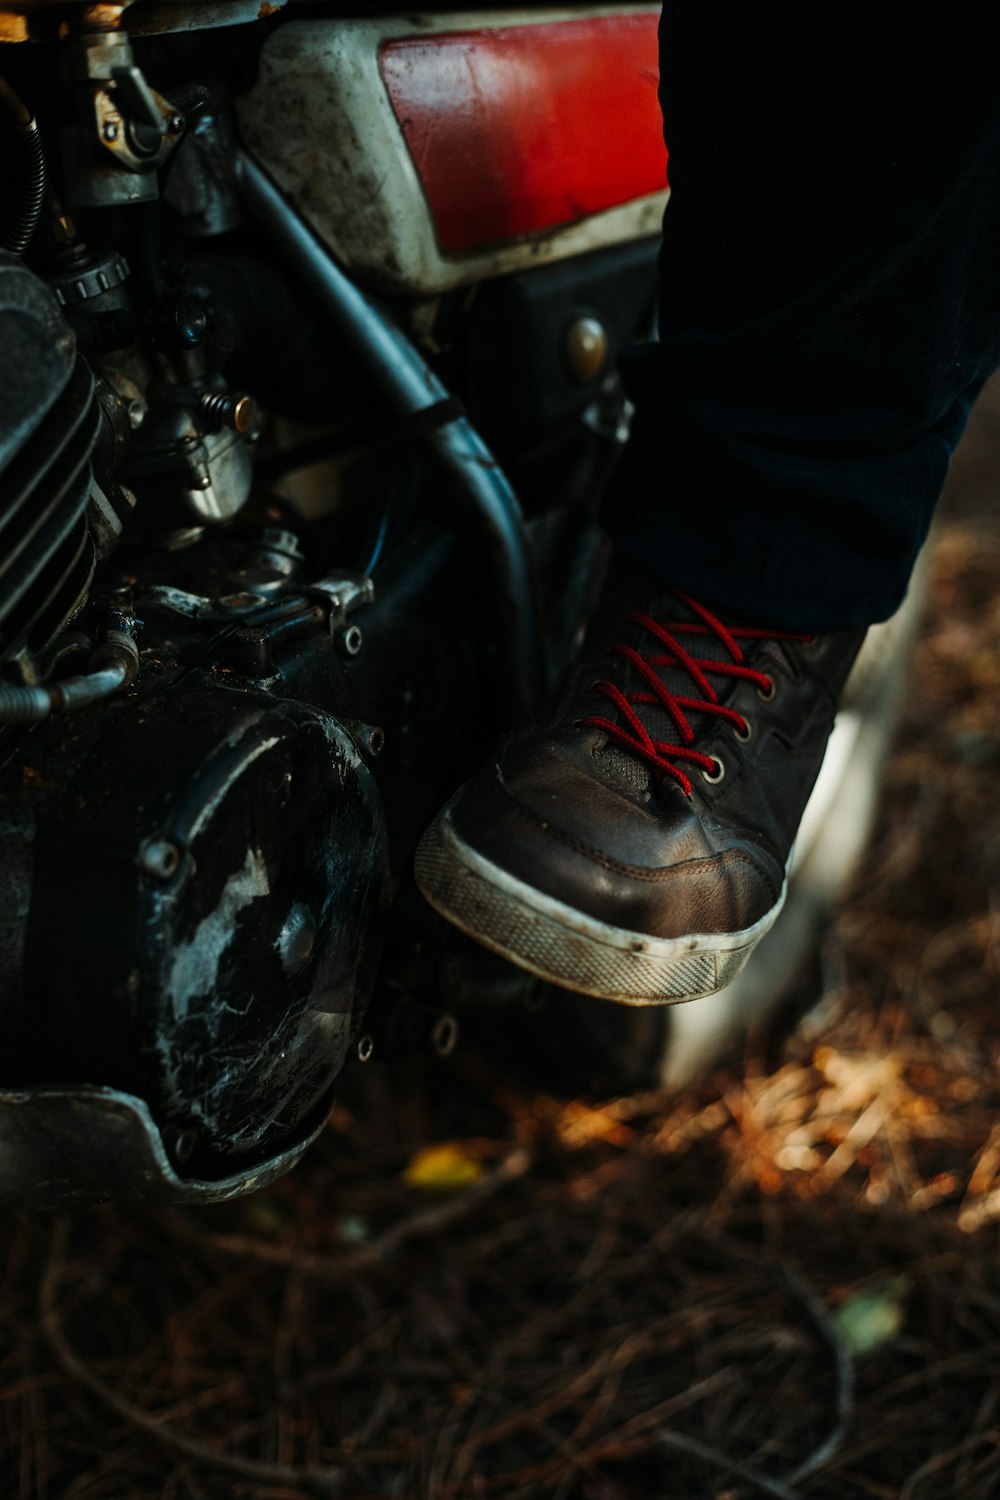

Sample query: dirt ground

[3,384,1000,1500]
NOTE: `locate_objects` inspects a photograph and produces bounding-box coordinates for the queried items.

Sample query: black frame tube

[236,150,547,718]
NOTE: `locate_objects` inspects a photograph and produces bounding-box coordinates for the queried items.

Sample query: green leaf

[832,1276,911,1357]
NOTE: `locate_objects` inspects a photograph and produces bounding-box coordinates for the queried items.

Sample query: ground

[3,383,1000,1500]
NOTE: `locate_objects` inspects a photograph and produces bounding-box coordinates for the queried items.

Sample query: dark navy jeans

[603,2,1000,629]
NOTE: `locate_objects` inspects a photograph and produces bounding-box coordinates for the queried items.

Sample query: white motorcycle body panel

[237,7,668,295]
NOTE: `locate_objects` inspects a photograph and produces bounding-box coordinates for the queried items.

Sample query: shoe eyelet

[733,717,753,744]
[802,634,819,650]
[700,756,725,786]
[756,676,776,703]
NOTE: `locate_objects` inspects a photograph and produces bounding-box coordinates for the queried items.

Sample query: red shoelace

[579,590,812,797]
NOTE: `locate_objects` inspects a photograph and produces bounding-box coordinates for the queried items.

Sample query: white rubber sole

[414,805,787,1007]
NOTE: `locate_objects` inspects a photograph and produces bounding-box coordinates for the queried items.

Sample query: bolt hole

[432,1014,459,1058]
[341,624,363,657]
[171,1129,198,1165]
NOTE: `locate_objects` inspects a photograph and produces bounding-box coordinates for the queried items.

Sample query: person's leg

[415,2,1000,1003]
[605,0,1000,630]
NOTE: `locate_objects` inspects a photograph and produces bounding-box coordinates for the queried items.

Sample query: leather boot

[416,557,865,1005]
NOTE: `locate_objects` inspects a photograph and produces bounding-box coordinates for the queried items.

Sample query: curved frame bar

[237,150,548,717]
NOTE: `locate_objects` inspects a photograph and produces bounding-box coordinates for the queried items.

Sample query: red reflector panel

[379,14,667,254]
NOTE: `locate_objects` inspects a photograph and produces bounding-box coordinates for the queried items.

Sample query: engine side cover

[4,681,389,1172]
[237,6,668,294]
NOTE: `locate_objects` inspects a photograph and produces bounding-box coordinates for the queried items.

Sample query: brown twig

[205,1146,533,1280]
[40,1217,352,1497]
[780,1262,855,1485]
[658,1430,803,1499]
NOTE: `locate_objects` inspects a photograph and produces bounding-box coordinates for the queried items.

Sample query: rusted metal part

[80,2,127,30]
[1,0,284,42]
[128,0,287,35]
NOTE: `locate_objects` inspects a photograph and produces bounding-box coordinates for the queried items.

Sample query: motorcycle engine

[0,230,400,1187]
[0,18,494,1200]
[0,1,650,1203]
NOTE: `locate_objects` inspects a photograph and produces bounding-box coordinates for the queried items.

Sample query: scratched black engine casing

[1,676,388,1177]
[0,519,488,1179]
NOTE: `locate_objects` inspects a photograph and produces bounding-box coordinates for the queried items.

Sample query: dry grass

[2,482,999,1499]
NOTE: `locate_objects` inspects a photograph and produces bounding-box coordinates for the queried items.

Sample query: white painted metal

[236,7,668,295]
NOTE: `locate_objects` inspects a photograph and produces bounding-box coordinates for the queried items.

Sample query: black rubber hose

[0,76,45,256]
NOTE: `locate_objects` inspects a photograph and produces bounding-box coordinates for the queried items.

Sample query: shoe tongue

[587,560,754,790]
[616,590,738,736]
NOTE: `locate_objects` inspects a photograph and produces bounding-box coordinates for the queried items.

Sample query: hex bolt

[337,624,364,658]
[139,836,180,880]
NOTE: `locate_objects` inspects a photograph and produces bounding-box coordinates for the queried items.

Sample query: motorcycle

[0,0,918,1207]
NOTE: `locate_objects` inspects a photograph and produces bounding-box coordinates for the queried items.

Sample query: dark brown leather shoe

[415,557,865,1005]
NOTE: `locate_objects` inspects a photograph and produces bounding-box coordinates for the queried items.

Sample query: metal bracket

[61,24,185,204]
[304,571,375,655]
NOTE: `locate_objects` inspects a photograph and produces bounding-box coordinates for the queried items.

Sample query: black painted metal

[0,257,98,668]
[0,1084,326,1208]
[236,151,547,717]
[0,505,501,1187]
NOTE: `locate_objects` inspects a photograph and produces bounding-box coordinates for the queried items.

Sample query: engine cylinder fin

[0,358,99,666]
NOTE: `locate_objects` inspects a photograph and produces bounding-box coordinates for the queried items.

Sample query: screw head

[102,120,120,143]
[170,291,208,349]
